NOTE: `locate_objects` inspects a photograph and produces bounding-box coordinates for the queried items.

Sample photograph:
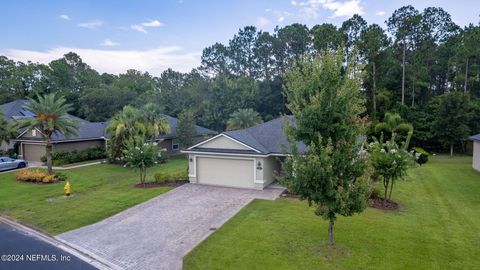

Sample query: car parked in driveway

[0,157,27,171]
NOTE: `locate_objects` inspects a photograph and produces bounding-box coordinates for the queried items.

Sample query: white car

[0,157,28,171]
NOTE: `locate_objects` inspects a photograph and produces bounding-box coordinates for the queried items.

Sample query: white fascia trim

[14,138,106,143]
[187,133,262,153]
[16,127,45,139]
[181,150,291,158]
[181,150,269,157]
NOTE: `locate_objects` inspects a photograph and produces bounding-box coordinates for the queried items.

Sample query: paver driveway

[57,183,284,270]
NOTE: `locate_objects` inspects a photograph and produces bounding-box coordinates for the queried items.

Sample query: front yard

[184,155,480,270]
[0,155,187,235]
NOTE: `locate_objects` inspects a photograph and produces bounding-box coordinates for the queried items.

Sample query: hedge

[41,146,106,166]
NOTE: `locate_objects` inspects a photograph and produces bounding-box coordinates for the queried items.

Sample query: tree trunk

[450,143,454,158]
[327,217,335,246]
[372,61,377,120]
[383,178,389,202]
[46,137,53,175]
[401,41,406,105]
[389,180,394,200]
[464,57,469,93]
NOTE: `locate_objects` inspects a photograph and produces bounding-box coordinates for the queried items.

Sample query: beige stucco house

[470,134,480,171]
[182,116,307,190]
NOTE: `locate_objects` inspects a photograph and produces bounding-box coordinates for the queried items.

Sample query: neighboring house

[1,100,108,162]
[156,115,217,154]
[1,100,217,162]
[182,116,307,190]
[470,134,480,171]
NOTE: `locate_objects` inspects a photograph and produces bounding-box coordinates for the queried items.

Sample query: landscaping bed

[368,197,399,210]
[134,180,188,188]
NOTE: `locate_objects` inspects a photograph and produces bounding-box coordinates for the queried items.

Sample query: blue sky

[1,0,478,75]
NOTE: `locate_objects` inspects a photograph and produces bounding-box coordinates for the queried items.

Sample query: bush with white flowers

[368,138,413,201]
[123,139,162,184]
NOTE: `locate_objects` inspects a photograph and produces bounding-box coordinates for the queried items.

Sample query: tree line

[1,5,479,152]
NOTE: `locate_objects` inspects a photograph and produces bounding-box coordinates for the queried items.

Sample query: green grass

[0,155,187,235]
[184,155,480,270]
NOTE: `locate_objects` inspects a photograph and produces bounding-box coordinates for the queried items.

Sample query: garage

[22,143,46,162]
[196,157,255,189]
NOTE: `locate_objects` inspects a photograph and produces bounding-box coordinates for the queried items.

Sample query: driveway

[57,183,284,270]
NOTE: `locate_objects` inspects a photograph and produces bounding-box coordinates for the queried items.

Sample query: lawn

[184,155,480,270]
[0,155,187,235]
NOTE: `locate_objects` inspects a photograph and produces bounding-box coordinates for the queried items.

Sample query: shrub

[16,169,48,183]
[413,147,430,165]
[16,168,67,183]
[55,172,68,182]
[41,146,106,165]
[42,175,55,183]
[153,171,188,183]
[154,173,169,183]
[370,186,383,198]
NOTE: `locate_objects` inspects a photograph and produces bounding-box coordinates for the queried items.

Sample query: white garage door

[197,157,255,189]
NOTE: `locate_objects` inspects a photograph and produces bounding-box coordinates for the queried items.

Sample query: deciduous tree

[281,51,369,246]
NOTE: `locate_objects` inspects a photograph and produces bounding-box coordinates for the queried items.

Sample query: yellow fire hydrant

[64,181,71,196]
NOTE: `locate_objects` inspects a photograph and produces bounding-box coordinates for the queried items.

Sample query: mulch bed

[368,196,399,210]
[16,180,63,185]
[280,190,301,199]
[134,180,188,189]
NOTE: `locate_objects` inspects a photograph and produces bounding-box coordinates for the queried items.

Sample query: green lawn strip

[0,155,188,235]
[184,156,480,270]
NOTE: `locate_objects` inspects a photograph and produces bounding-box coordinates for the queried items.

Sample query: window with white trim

[31,129,37,136]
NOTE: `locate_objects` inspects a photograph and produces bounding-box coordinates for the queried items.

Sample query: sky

[1,0,478,76]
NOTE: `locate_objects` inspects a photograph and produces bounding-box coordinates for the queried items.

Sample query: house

[182,116,307,190]
[1,99,217,162]
[156,115,217,154]
[1,100,109,162]
[470,134,480,171]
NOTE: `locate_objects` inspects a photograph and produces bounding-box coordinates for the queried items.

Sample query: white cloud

[265,9,293,23]
[294,0,364,19]
[100,39,119,47]
[131,24,148,34]
[375,11,386,16]
[291,1,298,6]
[131,19,164,34]
[256,16,271,27]
[59,14,70,20]
[141,20,163,27]
[1,46,201,75]
[78,20,103,29]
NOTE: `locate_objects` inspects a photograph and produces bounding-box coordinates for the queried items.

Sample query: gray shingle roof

[470,134,480,141]
[222,116,308,155]
[160,115,217,139]
[2,99,216,142]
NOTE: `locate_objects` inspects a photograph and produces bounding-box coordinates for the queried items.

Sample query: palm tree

[141,103,170,141]
[16,94,78,175]
[227,108,263,131]
[107,105,170,160]
[374,112,413,147]
[107,106,146,160]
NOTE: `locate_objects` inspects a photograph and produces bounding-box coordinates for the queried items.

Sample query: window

[32,129,37,136]
[172,141,179,150]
